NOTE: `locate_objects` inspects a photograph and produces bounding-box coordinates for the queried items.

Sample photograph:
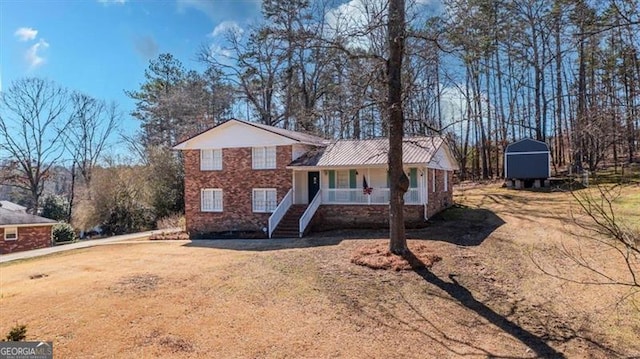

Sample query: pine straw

[351,243,442,271]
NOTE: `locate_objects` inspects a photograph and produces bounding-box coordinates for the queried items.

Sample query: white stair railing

[299,190,322,238]
[268,189,293,238]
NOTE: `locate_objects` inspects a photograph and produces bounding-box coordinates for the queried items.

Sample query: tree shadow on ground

[414,267,565,358]
[183,206,504,251]
[182,236,345,252]
[389,251,621,358]
[406,205,505,246]
[398,251,564,357]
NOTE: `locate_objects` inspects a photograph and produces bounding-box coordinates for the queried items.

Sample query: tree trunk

[387,0,408,255]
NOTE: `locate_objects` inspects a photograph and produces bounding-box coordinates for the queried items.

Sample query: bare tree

[532,184,639,295]
[63,93,120,221]
[67,93,120,187]
[0,78,72,214]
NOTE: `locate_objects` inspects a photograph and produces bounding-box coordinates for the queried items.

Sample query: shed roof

[506,138,549,153]
[289,136,444,167]
[0,208,57,226]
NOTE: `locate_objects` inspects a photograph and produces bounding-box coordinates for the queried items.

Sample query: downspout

[424,166,429,221]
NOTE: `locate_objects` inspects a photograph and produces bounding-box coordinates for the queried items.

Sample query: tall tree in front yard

[388,0,410,255]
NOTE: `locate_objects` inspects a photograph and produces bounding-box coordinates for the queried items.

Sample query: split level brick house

[173,119,459,238]
[0,205,57,254]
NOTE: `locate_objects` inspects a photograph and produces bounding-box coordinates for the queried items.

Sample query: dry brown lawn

[1,183,639,358]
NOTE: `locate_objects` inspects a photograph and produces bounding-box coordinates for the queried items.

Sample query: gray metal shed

[505,139,550,180]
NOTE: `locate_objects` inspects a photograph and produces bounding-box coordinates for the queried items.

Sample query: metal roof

[0,208,57,226]
[290,136,444,167]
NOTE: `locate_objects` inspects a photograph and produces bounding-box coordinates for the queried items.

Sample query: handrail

[320,188,421,205]
[268,189,293,238]
[299,190,322,238]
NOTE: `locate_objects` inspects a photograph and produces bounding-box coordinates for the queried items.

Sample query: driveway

[0,230,175,264]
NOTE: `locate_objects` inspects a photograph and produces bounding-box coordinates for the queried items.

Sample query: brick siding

[310,204,425,232]
[426,169,454,218]
[184,146,293,236]
[0,226,53,254]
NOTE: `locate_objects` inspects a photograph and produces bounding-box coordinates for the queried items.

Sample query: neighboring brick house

[173,119,459,238]
[0,207,57,254]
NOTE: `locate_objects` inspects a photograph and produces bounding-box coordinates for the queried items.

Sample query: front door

[308,171,320,203]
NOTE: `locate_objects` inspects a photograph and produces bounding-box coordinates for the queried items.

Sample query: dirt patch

[110,273,161,294]
[28,273,48,280]
[351,243,442,271]
[158,335,195,353]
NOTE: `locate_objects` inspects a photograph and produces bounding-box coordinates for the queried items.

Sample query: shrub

[41,195,69,221]
[5,324,27,341]
[156,213,186,231]
[52,223,76,244]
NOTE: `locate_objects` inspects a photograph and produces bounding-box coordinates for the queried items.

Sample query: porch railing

[321,188,421,205]
[299,190,322,238]
[268,189,292,238]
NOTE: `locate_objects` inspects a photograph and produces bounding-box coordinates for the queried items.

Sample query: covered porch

[292,166,426,206]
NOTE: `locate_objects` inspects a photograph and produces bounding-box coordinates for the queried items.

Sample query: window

[432,169,436,192]
[336,170,349,188]
[253,189,277,213]
[200,149,222,171]
[444,170,448,192]
[252,146,277,169]
[4,227,17,241]
[201,189,223,212]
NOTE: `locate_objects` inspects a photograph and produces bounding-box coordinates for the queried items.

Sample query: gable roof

[0,201,27,212]
[0,208,57,226]
[289,136,447,168]
[173,118,328,149]
[506,138,549,153]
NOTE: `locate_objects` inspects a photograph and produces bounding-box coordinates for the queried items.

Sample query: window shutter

[409,168,417,188]
[349,169,357,188]
[328,170,335,189]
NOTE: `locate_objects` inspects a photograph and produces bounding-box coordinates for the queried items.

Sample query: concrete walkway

[0,229,177,264]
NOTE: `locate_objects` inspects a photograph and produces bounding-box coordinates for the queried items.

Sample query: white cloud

[14,27,38,42]
[25,39,49,69]
[211,21,243,37]
[98,0,127,4]
[325,0,386,50]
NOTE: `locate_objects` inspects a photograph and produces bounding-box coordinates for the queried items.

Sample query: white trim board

[506,151,550,155]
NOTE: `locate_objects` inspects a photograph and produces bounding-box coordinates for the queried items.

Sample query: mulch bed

[149,231,190,240]
[351,243,441,271]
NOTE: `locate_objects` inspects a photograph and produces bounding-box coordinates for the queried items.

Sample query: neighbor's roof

[0,200,27,212]
[290,136,444,167]
[173,118,328,149]
[0,208,57,226]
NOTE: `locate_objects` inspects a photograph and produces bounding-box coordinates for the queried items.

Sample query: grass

[0,183,639,358]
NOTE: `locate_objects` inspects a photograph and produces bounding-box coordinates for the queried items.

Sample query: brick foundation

[310,204,426,232]
[0,226,53,254]
[184,146,293,236]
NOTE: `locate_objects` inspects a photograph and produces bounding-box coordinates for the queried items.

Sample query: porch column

[367,168,371,205]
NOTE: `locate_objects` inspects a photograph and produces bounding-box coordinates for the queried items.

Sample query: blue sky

[1,0,444,144]
[1,0,263,138]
